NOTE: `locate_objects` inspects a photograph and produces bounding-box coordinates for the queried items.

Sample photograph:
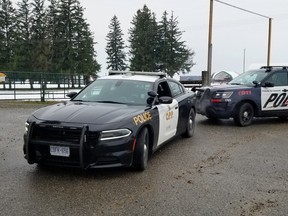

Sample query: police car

[195,66,288,126]
[24,71,196,170]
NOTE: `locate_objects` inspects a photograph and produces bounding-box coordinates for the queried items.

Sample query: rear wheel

[233,102,254,126]
[132,128,149,171]
[182,108,196,138]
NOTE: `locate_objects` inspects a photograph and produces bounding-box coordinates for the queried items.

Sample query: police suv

[24,71,196,171]
[195,66,288,126]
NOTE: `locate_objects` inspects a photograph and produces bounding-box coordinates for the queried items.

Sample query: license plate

[50,145,70,157]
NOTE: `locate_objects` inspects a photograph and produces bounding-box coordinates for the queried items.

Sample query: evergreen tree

[50,0,100,84]
[128,5,158,71]
[30,0,50,72]
[0,0,17,70]
[13,0,33,71]
[106,15,126,71]
[158,11,195,77]
[73,2,100,82]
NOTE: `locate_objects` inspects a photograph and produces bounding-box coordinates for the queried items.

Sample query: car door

[261,71,288,111]
[155,81,179,146]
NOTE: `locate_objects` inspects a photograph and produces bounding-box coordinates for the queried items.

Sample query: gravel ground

[0,101,288,216]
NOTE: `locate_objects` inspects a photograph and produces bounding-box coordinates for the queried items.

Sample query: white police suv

[24,71,196,171]
[195,66,288,126]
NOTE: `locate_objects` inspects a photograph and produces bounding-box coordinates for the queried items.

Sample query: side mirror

[158,96,173,104]
[148,90,157,97]
[66,91,77,99]
[263,82,274,87]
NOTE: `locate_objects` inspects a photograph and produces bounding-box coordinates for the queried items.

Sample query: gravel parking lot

[0,101,288,216]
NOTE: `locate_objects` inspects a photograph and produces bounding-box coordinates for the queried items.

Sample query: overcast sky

[79,0,288,76]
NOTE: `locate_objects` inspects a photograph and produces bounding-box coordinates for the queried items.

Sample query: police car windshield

[73,79,153,105]
[229,69,269,87]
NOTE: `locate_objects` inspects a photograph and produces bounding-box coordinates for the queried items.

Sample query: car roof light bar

[109,70,166,78]
[260,66,288,70]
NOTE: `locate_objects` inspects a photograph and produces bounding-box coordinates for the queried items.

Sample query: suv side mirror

[263,82,274,87]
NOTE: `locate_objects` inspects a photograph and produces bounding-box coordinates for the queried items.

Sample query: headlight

[25,122,30,132]
[100,129,132,141]
[214,91,233,99]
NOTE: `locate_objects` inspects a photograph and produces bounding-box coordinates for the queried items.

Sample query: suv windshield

[229,69,269,87]
[73,79,153,105]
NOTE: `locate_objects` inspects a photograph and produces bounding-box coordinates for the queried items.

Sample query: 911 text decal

[263,93,288,109]
[133,112,152,125]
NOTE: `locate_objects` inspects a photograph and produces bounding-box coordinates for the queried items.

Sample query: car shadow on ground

[197,116,288,127]
[29,135,184,179]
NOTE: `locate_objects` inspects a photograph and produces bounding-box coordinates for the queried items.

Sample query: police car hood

[32,101,143,124]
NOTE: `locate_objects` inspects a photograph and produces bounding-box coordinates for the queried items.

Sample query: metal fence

[0,71,202,102]
[0,71,90,101]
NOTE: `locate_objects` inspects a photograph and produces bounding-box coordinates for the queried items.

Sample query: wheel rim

[188,116,194,131]
[143,134,149,166]
[242,108,252,122]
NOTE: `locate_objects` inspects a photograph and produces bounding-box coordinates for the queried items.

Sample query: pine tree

[30,0,50,72]
[73,2,100,83]
[0,0,17,70]
[158,11,195,77]
[106,15,126,71]
[128,5,159,71]
[50,0,100,84]
[13,0,33,72]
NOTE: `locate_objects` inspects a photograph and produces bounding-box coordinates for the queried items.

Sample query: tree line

[0,1,195,81]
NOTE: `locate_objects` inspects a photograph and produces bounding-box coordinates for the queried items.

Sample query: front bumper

[23,122,135,169]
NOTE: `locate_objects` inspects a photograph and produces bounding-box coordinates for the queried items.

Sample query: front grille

[31,124,83,144]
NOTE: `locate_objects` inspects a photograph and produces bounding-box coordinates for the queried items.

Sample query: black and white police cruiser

[194,66,288,126]
[24,71,196,171]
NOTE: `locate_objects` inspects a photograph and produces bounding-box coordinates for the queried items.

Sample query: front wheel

[132,127,149,171]
[233,102,254,126]
[181,108,196,138]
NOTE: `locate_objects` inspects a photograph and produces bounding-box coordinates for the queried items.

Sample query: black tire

[132,127,149,171]
[182,108,196,138]
[233,102,254,126]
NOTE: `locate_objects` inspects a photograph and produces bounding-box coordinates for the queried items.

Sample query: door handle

[282,89,288,92]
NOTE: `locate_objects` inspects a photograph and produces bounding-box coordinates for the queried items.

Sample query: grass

[0,100,59,108]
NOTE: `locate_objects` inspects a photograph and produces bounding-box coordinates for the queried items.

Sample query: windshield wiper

[95,100,125,104]
[230,83,242,85]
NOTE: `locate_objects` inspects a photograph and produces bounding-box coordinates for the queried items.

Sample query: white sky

[9,0,288,76]
[80,0,288,76]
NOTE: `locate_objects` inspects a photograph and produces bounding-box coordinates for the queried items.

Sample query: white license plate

[50,145,70,157]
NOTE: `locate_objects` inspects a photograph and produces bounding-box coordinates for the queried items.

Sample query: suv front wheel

[233,102,254,126]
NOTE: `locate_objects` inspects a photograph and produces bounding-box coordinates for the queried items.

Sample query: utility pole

[267,18,272,66]
[206,0,214,86]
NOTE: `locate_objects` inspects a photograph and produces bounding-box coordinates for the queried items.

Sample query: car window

[168,81,184,97]
[157,81,172,97]
[265,72,288,86]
